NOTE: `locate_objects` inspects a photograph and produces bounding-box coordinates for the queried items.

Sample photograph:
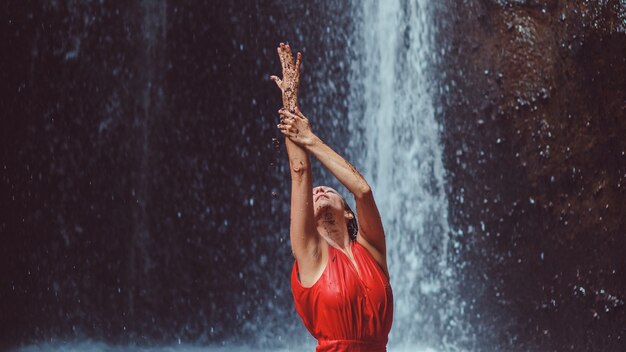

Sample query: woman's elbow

[353,184,372,199]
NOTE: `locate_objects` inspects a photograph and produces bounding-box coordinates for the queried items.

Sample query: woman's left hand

[270,43,302,112]
[277,107,318,147]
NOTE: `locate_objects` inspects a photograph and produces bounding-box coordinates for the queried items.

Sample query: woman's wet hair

[343,201,358,241]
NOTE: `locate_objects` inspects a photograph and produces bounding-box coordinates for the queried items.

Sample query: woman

[270,43,393,352]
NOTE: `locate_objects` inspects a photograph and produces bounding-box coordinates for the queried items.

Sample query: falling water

[9,0,468,351]
[348,0,465,349]
[127,0,167,325]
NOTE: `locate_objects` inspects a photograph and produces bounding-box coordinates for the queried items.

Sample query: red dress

[291,241,393,352]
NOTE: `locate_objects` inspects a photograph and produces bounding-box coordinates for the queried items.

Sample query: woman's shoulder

[291,241,331,289]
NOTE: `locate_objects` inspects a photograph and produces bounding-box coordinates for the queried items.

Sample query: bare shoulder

[295,240,328,288]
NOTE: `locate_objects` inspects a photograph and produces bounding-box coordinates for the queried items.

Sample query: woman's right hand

[270,43,302,112]
[277,107,318,148]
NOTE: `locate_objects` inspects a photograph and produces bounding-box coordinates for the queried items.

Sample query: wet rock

[435,0,626,349]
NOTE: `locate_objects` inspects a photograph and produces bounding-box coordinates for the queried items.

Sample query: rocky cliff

[437,0,626,349]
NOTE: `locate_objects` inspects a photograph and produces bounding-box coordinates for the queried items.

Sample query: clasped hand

[277,107,317,147]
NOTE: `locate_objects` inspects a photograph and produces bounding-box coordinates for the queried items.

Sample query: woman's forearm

[305,136,371,198]
[285,137,309,175]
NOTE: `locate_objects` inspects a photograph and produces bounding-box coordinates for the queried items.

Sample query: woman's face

[312,186,345,218]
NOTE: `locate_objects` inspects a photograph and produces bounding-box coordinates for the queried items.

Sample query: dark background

[1,1,356,349]
[437,0,626,350]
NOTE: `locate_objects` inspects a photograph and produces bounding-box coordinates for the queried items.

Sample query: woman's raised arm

[270,44,322,277]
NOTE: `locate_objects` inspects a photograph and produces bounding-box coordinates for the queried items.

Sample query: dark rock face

[437,0,625,349]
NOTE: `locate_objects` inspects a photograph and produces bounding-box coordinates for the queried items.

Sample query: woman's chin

[313,202,331,216]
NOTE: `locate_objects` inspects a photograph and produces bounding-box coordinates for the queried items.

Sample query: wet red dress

[291,241,393,352]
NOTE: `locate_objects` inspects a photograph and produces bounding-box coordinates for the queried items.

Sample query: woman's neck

[317,209,351,250]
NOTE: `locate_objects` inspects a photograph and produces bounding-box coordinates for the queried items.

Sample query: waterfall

[348,0,464,349]
[8,1,471,350]
[128,0,167,329]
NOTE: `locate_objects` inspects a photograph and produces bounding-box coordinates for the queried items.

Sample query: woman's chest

[318,254,390,312]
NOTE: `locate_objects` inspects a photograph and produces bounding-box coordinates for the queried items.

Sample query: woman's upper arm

[354,188,386,258]
[289,164,322,272]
